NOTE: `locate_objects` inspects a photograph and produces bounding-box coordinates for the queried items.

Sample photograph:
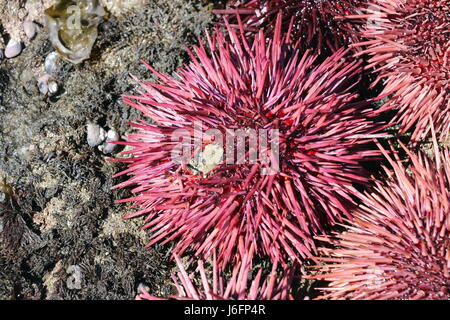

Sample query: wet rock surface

[0,0,221,300]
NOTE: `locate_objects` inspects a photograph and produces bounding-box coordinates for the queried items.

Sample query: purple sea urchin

[351,0,450,143]
[308,135,450,300]
[112,15,390,269]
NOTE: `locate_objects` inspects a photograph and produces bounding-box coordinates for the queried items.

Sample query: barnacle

[45,0,106,63]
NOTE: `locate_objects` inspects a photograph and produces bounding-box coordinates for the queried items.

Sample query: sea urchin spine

[136,245,294,300]
[215,0,366,52]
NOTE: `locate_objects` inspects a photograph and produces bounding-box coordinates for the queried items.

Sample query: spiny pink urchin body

[112,15,390,269]
[308,138,450,300]
[351,0,450,143]
[215,0,365,53]
[137,247,294,300]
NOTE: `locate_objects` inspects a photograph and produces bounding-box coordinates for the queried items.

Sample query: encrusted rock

[23,21,37,40]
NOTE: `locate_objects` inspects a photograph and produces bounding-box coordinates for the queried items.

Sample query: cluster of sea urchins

[215,0,366,53]
[308,138,450,300]
[351,0,450,143]
[113,0,450,301]
[112,14,390,271]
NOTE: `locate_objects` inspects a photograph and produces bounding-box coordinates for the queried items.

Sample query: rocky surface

[0,0,223,300]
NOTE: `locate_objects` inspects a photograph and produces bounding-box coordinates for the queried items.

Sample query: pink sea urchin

[351,0,450,143]
[308,134,450,300]
[112,15,390,269]
[215,0,365,53]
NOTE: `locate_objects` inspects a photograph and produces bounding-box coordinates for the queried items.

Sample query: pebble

[0,192,6,203]
[48,81,59,95]
[37,75,60,97]
[0,49,4,62]
[87,123,107,147]
[101,129,120,154]
[44,52,64,76]
[37,74,51,95]
[23,21,37,40]
[4,39,22,59]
